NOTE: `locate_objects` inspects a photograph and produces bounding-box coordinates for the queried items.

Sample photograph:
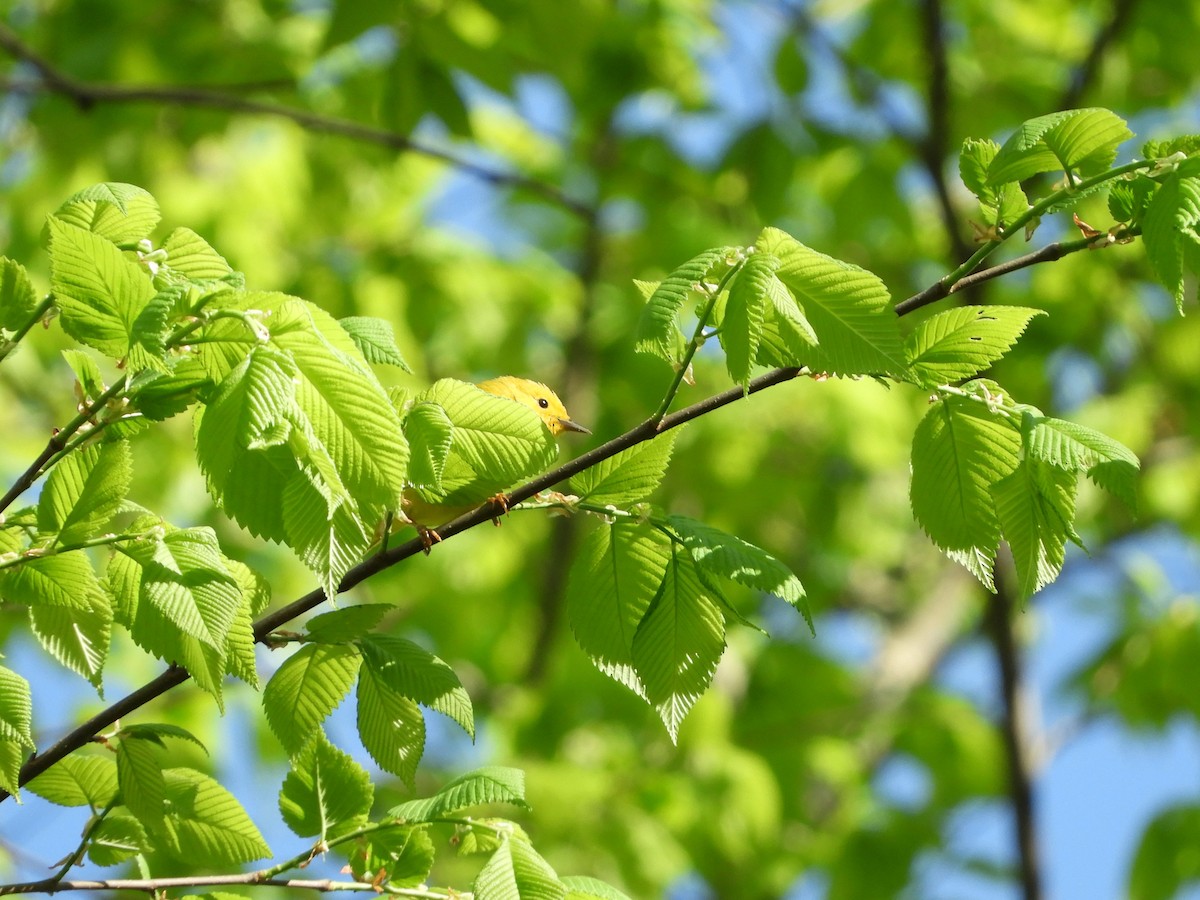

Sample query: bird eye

[538,398,549,409]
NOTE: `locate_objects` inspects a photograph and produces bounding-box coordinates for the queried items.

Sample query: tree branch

[1057,0,1140,111]
[0,874,452,896]
[0,25,593,219]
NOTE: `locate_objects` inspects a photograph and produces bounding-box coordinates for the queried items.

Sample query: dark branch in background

[2,367,804,801]
[0,25,594,220]
[1057,0,1140,111]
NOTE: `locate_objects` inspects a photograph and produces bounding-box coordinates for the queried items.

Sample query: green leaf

[562,876,635,900]
[263,643,362,756]
[756,227,906,376]
[389,767,529,822]
[29,588,112,689]
[567,522,673,697]
[278,734,373,839]
[38,440,132,544]
[905,306,1046,387]
[631,543,726,740]
[1023,413,1140,472]
[338,316,412,370]
[910,387,1022,590]
[117,734,166,827]
[161,227,234,282]
[404,401,455,493]
[722,251,778,389]
[62,348,108,401]
[569,432,678,506]
[356,661,425,787]
[156,767,270,865]
[1,552,104,611]
[348,827,436,889]
[27,755,117,807]
[1107,175,1157,225]
[0,257,38,331]
[634,247,733,363]
[1129,803,1200,900]
[359,634,474,739]
[1141,171,1200,312]
[992,459,1078,602]
[53,183,161,244]
[307,604,390,643]
[665,514,810,631]
[87,809,148,866]
[474,836,566,900]
[126,359,211,422]
[0,666,32,796]
[987,108,1132,184]
[47,217,162,365]
[960,138,1030,229]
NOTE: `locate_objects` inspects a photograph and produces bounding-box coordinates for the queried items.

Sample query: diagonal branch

[0,24,593,219]
[1058,0,1141,111]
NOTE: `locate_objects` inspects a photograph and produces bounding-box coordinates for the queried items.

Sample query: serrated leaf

[910,389,1022,590]
[567,523,673,697]
[356,663,425,786]
[987,109,1131,185]
[1142,171,1200,312]
[47,217,161,364]
[119,723,207,751]
[389,767,529,822]
[0,257,38,331]
[38,440,132,544]
[1108,175,1157,225]
[53,183,160,244]
[0,666,33,795]
[278,734,373,839]
[1,552,104,611]
[117,734,165,827]
[338,316,412,370]
[631,544,726,740]
[562,876,634,900]
[62,348,107,401]
[27,755,117,807]
[635,247,732,363]
[404,401,455,493]
[665,514,810,631]
[475,837,566,900]
[722,252,779,389]
[263,643,361,756]
[905,306,1046,387]
[348,826,436,889]
[1023,413,1140,472]
[156,767,270,864]
[569,432,677,506]
[161,227,233,281]
[960,139,1030,228]
[87,809,148,866]
[756,227,906,376]
[307,604,390,643]
[359,634,474,739]
[29,587,112,689]
[127,359,211,422]
[993,459,1078,602]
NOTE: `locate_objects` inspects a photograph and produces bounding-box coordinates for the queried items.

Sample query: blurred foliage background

[1,0,1199,898]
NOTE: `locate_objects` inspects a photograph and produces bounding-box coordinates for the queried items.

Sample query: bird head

[476,376,591,436]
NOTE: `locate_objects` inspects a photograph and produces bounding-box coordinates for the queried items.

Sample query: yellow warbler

[398,376,589,541]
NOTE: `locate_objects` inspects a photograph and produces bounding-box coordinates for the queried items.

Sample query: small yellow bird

[397,376,589,545]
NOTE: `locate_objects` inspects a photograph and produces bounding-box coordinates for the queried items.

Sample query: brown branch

[1058,0,1140,111]
[0,24,593,219]
[0,875,445,896]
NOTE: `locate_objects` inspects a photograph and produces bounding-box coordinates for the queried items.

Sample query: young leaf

[359,634,474,739]
[910,387,1022,590]
[53,183,161,245]
[278,734,373,839]
[1141,171,1200,312]
[126,360,211,422]
[987,108,1132,185]
[47,218,161,365]
[156,767,270,864]
[356,661,426,787]
[631,543,726,740]
[474,836,566,900]
[959,139,1029,229]
[389,767,529,822]
[562,877,634,900]
[160,227,234,282]
[634,247,733,364]
[62,348,107,402]
[347,826,436,889]
[29,588,112,690]
[568,432,678,507]
[0,666,32,797]
[0,257,38,331]
[38,440,133,545]
[87,809,149,866]
[1023,413,1140,474]
[263,643,362,756]
[567,522,673,697]
[993,458,1080,602]
[306,604,390,643]
[338,316,412,370]
[1,552,105,611]
[1107,175,1157,225]
[905,306,1046,387]
[722,251,779,390]
[404,401,455,493]
[118,723,207,751]
[117,734,166,827]
[756,227,906,377]
[665,514,810,631]
[27,755,117,808]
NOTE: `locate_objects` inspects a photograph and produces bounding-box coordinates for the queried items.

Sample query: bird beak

[558,418,591,435]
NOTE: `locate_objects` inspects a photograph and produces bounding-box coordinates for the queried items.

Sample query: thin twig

[0,24,593,219]
[0,875,451,896]
[1058,0,1141,111]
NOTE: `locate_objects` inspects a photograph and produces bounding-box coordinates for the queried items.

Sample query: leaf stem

[0,295,55,363]
[0,530,156,572]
